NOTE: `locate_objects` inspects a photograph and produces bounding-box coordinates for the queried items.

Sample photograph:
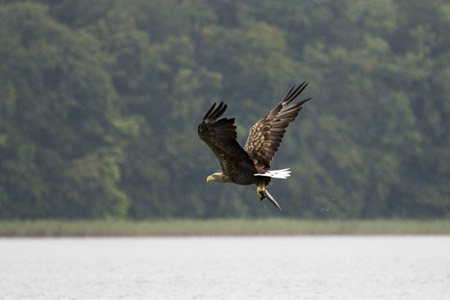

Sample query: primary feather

[244,82,312,173]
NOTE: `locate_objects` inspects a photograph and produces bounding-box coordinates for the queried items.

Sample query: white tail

[254,168,291,179]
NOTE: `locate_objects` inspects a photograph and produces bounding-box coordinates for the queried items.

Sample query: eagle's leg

[257,185,266,200]
[257,184,282,211]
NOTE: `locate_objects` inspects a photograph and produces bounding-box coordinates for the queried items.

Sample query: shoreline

[1,219,450,237]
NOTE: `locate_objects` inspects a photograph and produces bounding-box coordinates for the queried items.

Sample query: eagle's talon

[257,186,265,200]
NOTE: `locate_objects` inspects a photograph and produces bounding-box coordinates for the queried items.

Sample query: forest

[0,0,449,219]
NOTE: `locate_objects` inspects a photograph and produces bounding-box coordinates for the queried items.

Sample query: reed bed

[1,219,450,237]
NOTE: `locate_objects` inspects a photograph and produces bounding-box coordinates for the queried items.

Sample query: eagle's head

[206,172,231,183]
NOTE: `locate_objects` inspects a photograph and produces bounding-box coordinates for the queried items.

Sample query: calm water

[1,236,449,300]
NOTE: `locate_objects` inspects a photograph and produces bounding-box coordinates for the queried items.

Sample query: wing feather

[244,82,312,173]
[198,102,255,177]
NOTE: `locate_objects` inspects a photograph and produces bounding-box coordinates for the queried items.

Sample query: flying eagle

[198,82,312,211]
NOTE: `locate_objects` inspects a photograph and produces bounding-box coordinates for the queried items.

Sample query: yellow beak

[206,175,213,182]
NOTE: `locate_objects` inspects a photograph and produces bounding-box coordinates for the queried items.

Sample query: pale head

[206,172,231,183]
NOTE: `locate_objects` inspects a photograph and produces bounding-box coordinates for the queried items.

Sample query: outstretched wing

[244,82,312,173]
[198,102,254,176]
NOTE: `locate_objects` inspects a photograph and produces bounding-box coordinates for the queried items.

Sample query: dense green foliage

[0,0,449,219]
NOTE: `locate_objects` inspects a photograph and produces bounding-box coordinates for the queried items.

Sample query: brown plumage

[198,82,312,211]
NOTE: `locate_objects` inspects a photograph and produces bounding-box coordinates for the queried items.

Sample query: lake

[1,236,449,300]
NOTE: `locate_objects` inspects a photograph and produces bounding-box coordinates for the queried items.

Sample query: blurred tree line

[0,0,449,219]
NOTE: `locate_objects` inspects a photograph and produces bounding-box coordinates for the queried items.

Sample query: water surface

[1,236,449,299]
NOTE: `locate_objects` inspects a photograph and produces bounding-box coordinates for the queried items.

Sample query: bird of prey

[198,82,312,211]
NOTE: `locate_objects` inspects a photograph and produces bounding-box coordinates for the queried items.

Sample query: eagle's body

[198,82,312,211]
